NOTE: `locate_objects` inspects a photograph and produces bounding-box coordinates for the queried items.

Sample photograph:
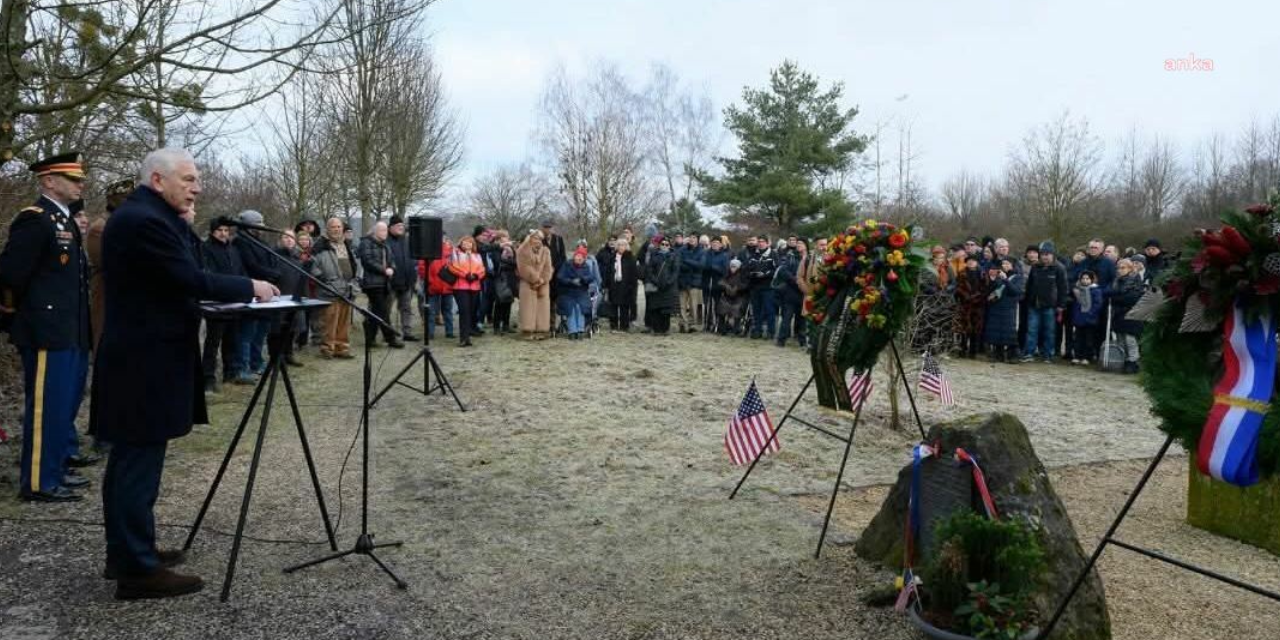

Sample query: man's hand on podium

[252,280,281,301]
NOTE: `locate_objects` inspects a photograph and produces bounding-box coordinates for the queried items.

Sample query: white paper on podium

[199,297,327,312]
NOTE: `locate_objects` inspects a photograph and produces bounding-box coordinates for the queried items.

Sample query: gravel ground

[0,323,1274,639]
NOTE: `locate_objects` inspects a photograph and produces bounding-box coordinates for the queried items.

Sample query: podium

[184,297,337,602]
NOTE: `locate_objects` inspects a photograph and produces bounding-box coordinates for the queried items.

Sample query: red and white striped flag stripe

[724,380,779,466]
[848,369,874,409]
[918,352,956,406]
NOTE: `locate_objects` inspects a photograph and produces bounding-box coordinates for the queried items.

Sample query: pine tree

[694,60,865,234]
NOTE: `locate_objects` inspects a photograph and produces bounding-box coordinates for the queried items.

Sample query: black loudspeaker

[408,216,442,260]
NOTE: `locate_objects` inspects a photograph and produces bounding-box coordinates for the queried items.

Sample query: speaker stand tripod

[369,326,465,411]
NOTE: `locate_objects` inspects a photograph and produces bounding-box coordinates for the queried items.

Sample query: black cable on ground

[0,515,330,546]
[0,339,402,549]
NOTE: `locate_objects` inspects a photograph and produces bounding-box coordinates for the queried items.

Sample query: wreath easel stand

[729,341,928,559]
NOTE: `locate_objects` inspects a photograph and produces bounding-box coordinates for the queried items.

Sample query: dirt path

[0,329,1273,639]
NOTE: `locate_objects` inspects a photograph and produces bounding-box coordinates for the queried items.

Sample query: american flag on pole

[848,369,874,409]
[724,380,779,466]
[918,352,956,406]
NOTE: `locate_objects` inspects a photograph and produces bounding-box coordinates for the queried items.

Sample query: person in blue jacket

[676,235,705,333]
[701,236,730,331]
[556,247,597,339]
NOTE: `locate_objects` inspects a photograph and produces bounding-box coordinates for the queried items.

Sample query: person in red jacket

[424,240,455,340]
[448,235,487,347]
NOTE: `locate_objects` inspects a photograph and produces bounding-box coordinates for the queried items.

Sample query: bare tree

[939,169,986,230]
[1184,132,1232,220]
[321,0,432,228]
[538,63,661,242]
[1234,118,1267,202]
[376,44,464,218]
[469,162,555,234]
[261,73,338,223]
[642,63,717,230]
[0,0,362,157]
[1113,126,1146,217]
[1139,134,1184,222]
[1007,112,1104,242]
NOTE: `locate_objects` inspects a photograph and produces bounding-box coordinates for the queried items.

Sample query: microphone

[217,216,286,235]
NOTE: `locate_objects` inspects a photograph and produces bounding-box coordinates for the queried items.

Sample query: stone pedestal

[1187,455,1280,556]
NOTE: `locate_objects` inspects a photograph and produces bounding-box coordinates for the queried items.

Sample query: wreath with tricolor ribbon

[1140,195,1280,484]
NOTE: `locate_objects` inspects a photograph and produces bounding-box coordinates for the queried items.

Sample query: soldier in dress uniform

[0,151,94,502]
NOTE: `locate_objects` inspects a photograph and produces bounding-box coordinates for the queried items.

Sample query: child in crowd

[1069,270,1103,365]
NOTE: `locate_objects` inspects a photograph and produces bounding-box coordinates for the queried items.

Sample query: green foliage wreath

[1141,197,1280,478]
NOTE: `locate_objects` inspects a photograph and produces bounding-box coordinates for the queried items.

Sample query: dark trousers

[1073,324,1097,361]
[19,347,88,494]
[650,311,672,334]
[777,297,805,345]
[479,280,495,326]
[364,288,397,343]
[235,317,269,377]
[749,287,776,337]
[103,441,167,577]
[1061,320,1076,359]
[612,303,634,330]
[202,319,239,382]
[493,299,513,331]
[454,289,478,343]
[1016,301,1029,351]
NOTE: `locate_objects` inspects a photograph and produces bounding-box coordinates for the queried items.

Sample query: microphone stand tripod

[229,228,410,589]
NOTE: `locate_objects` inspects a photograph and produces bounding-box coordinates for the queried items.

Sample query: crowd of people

[376,224,1170,378]
[198,216,1177,378]
[911,236,1169,372]
[0,144,1175,603]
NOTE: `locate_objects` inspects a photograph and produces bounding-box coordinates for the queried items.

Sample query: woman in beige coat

[517,230,554,339]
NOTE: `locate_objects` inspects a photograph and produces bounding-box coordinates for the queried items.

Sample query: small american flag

[724,380,779,466]
[848,369,874,409]
[918,352,956,406]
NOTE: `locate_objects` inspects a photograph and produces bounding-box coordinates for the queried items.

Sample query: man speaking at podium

[93,148,278,600]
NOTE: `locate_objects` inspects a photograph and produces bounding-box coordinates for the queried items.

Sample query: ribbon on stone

[954,448,998,520]
[902,443,936,572]
[1197,301,1277,487]
[897,442,937,612]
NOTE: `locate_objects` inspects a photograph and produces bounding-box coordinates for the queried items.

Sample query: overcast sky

[429,0,1275,196]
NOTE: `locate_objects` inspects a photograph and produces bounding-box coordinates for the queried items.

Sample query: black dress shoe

[403,334,420,342]
[20,486,83,502]
[67,453,101,468]
[62,474,91,489]
[104,549,187,580]
[387,340,405,349]
[285,356,304,367]
[114,568,204,600]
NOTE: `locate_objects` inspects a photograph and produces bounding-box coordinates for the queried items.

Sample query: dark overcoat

[92,187,253,444]
[599,250,639,309]
[1106,273,1146,336]
[983,273,1023,346]
[954,268,988,335]
[644,249,681,313]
